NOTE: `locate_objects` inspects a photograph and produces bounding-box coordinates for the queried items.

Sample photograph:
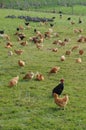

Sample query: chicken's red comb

[60,78,64,82]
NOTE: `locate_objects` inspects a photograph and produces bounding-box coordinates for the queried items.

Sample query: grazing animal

[61,55,66,61]
[53,93,69,108]
[35,73,44,81]
[67,17,71,20]
[16,28,20,31]
[23,72,34,80]
[0,30,4,34]
[52,48,58,52]
[71,45,80,51]
[71,21,75,25]
[20,41,28,46]
[78,17,82,24]
[5,41,13,48]
[76,58,82,63]
[49,66,60,73]
[52,79,64,96]
[18,60,25,67]
[17,33,26,40]
[79,49,84,55]
[14,49,24,55]
[65,50,71,55]
[25,22,29,26]
[8,51,13,56]
[50,23,54,27]
[9,76,19,87]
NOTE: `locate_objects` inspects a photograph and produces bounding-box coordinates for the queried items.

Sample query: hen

[52,79,64,96]
[49,66,60,73]
[9,76,19,87]
[18,60,25,67]
[53,93,69,108]
[35,72,44,81]
[14,49,24,55]
[23,72,34,80]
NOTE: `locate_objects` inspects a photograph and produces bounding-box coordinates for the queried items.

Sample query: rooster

[52,79,64,96]
[53,93,69,108]
[9,76,19,87]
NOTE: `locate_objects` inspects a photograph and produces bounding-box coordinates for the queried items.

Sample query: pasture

[0,9,86,130]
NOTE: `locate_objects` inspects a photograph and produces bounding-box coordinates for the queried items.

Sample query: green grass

[0,9,86,130]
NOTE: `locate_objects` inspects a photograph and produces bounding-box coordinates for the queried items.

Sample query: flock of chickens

[1,14,85,109]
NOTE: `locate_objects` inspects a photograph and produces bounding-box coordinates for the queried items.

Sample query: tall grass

[0,9,86,130]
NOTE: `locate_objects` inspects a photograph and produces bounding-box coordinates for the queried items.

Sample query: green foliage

[0,0,86,10]
[0,9,86,130]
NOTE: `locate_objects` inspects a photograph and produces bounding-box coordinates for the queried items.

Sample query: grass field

[0,9,86,130]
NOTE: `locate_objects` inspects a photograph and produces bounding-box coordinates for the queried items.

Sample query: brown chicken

[53,93,69,108]
[20,41,28,46]
[49,66,60,73]
[23,72,34,80]
[35,72,44,81]
[79,49,84,55]
[9,76,19,87]
[18,60,25,67]
[76,58,82,63]
[14,49,24,55]
[5,41,13,48]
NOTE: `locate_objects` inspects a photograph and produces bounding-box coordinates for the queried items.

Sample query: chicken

[20,41,28,46]
[53,93,69,108]
[25,22,29,26]
[49,66,60,73]
[65,50,71,55]
[8,51,13,56]
[52,79,64,96]
[23,72,34,80]
[36,43,44,50]
[18,60,25,67]
[35,72,44,81]
[0,30,4,34]
[52,48,58,52]
[79,49,84,55]
[76,58,82,63]
[71,45,80,51]
[19,25,24,30]
[61,55,66,61]
[5,41,13,48]
[9,76,19,87]
[14,49,24,55]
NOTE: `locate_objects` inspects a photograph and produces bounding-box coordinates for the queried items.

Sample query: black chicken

[50,23,54,27]
[25,22,29,26]
[78,18,82,24]
[16,28,20,31]
[67,17,71,20]
[52,79,64,96]
[0,30,4,34]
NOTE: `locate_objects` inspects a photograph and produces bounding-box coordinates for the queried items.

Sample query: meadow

[0,9,86,130]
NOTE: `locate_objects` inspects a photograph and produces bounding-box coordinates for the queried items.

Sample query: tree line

[0,0,86,9]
